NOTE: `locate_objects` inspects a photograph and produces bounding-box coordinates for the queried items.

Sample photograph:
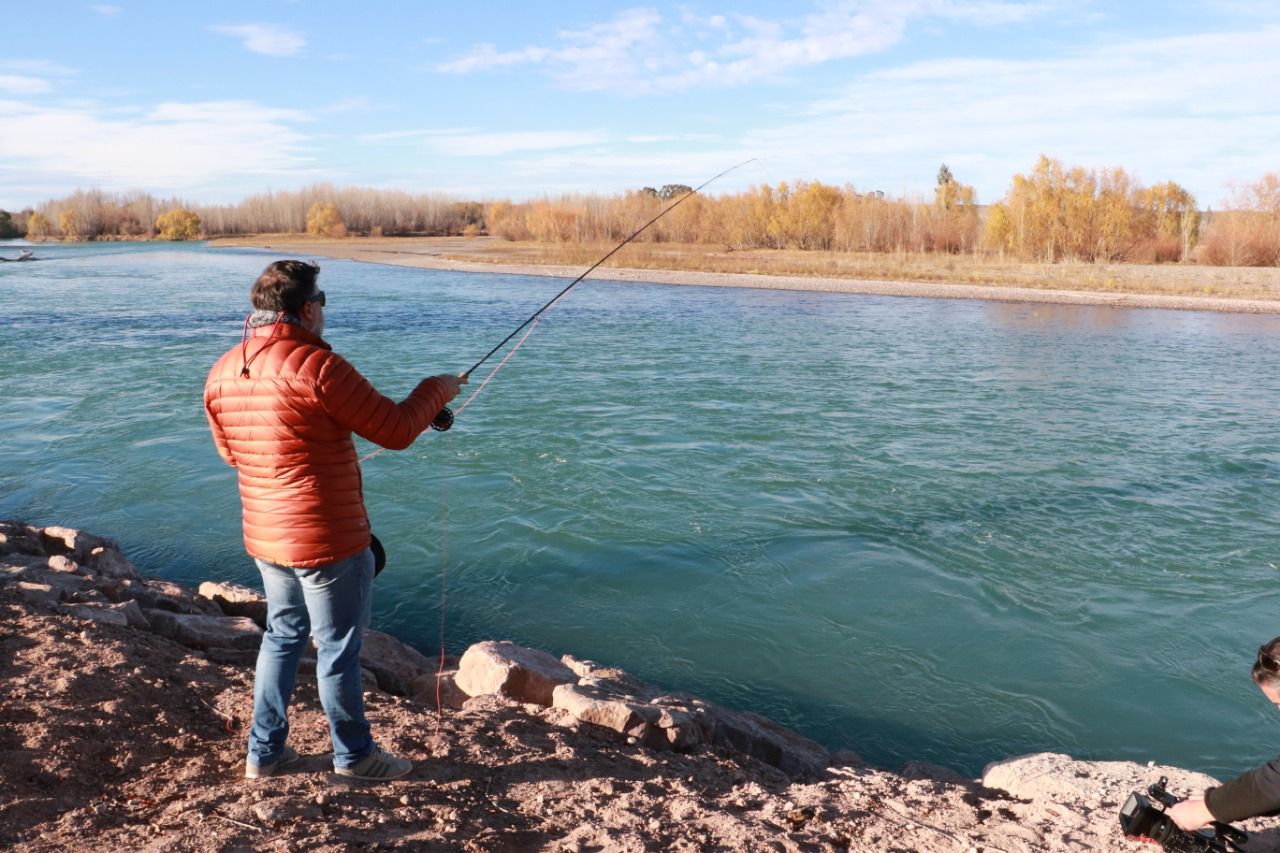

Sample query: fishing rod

[428,158,756,432]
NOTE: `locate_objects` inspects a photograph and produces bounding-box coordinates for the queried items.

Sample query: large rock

[198,581,267,627]
[552,681,665,744]
[708,706,830,778]
[409,667,469,710]
[456,641,577,706]
[983,752,1221,802]
[39,526,113,562]
[550,676,713,751]
[144,610,263,650]
[0,521,45,557]
[15,581,60,607]
[131,580,222,616]
[358,629,434,696]
[64,603,130,627]
[87,546,139,580]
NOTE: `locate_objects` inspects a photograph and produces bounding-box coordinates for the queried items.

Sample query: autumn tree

[306,201,347,237]
[989,156,1166,262]
[59,210,82,241]
[1199,173,1280,266]
[156,208,202,240]
[1132,181,1198,262]
[26,212,53,240]
[931,165,979,252]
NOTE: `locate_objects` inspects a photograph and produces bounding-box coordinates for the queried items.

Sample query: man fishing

[204,259,464,781]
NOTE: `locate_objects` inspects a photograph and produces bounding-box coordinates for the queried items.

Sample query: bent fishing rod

[428,158,756,432]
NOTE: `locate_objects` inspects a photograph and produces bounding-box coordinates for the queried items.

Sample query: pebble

[315,793,328,806]
[399,795,411,806]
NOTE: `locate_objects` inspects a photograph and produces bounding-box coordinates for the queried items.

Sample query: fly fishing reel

[432,406,454,431]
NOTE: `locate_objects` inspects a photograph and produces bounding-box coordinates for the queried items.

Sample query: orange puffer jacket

[204,322,449,568]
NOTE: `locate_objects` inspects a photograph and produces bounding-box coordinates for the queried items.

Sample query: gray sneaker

[245,745,300,779]
[334,748,412,781]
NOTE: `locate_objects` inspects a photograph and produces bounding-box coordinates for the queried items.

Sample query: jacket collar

[251,321,332,351]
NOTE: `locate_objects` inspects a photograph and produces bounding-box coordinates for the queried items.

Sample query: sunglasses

[307,290,326,307]
[1258,646,1280,672]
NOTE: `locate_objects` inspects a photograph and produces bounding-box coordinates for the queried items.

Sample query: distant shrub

[156,208,201,241]
[1124,237,1184,264]
[306,202,347,238]
[0,210,20,239]
[26,212,53,241]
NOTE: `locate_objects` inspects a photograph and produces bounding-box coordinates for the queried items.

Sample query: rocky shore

[3,520,1276,851]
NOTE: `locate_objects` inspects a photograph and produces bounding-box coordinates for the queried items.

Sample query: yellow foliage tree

[59,210,82,240]
[525,202,577,242]
[156,208,202,241]
[768,181,842,249]
[932,166,979,252]
[306,202,347,237]
[26,212,53,241]
[981,203,1014,256]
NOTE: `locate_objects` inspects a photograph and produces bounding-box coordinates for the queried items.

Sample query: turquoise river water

[3,241,1280,778]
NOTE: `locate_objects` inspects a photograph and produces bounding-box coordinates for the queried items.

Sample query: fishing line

[459,158,757,385]
[358,157,756,464]
[365,160,758,734]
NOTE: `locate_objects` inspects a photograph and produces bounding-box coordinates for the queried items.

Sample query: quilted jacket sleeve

[203,385,237,468]
[315,353,450,450]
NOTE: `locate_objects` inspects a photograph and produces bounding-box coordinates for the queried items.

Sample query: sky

[1,1,1277,209]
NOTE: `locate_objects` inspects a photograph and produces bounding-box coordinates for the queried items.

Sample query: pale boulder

[64,603,130,627]
[410,668,469,710]
[144,610,263,650]
[198,581,267,627]
[552,681,663,741]
[358,629,435,696]
[456,641,577,706]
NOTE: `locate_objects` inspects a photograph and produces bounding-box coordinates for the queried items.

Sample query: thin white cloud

[211,23,306,57]
[437,43,550,74]
[91,4,122,15]
[319,96,375,114]
[408,22,1278,204]
[0,59,76,77]
[435,2,1055,93]
[754,25,1280,203]
[360,127,611,157]
[0,75,52,95]
[0,99,313,199]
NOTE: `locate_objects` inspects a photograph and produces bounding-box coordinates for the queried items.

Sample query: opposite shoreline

[210,236,1280,316]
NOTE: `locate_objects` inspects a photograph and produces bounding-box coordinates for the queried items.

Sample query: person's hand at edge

[1168,797,1215,831]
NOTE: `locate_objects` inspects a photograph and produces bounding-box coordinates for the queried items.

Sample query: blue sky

[2,1,1277,209]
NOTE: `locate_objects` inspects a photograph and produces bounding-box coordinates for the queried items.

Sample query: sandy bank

[212,236,1280,315]
[4,520,1278,851]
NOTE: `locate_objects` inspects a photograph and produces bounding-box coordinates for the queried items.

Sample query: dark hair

[1253,637,1280,687]
[250,260,320,315]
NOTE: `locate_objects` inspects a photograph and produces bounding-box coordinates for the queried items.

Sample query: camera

[1118,776,1248,852]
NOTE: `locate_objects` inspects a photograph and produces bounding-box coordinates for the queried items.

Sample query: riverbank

[4,521,1277,851]
[211,235,1280,314]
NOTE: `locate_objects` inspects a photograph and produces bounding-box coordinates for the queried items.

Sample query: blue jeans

[249,548,375,770]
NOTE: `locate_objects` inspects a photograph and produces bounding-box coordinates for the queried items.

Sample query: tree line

[3,159,1279,266]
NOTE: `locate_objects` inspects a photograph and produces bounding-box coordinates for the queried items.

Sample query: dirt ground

[6,570,1279,853]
